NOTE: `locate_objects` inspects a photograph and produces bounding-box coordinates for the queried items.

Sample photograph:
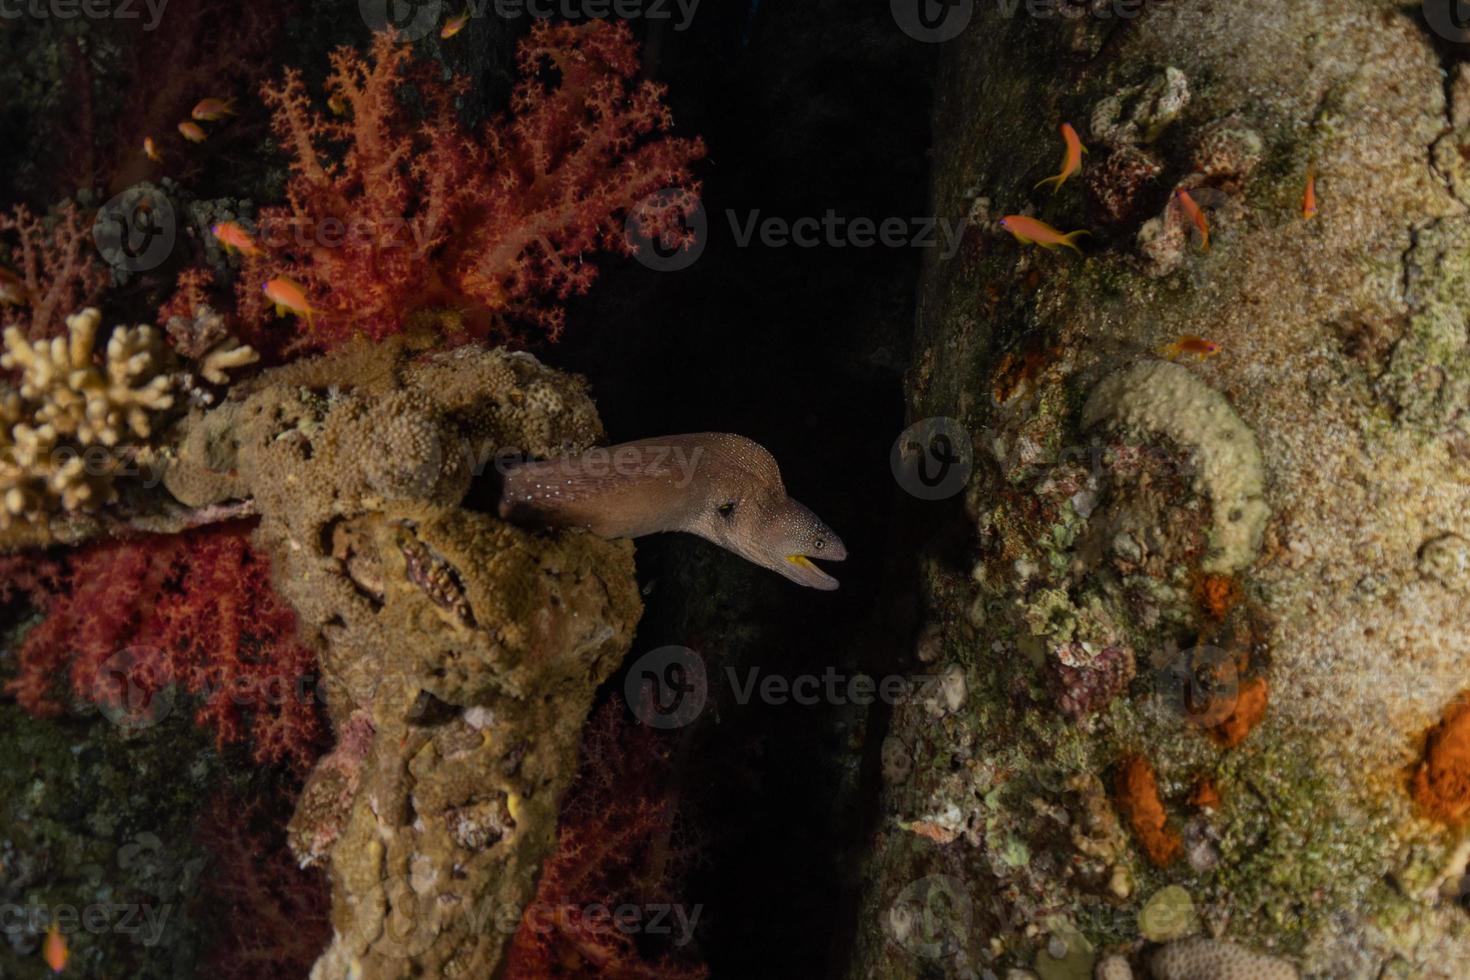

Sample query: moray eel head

[709,492,847,591]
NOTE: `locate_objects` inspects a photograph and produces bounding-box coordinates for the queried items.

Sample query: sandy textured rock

[851,2,1470,978]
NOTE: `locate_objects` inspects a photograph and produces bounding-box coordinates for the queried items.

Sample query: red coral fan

[504,698,707,979]
[3,524,327,772]
[235,21,704,352]
[191,786,332,980]
[0,201,110,339]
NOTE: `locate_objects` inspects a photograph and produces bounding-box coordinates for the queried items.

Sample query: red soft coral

[3,524,327,772]
[504,697,707,980]
[233,21,704,352]
[0,201,110,339]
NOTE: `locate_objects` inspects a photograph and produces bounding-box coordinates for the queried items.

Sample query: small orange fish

[1174,189,1210,250]
[212,220,263,257]
[42,923,68,973]
[1034,122,1086,195]
[191,97,235,121]
[178,120,207,143]
[263,277,317,329]
[0,267,31,306]
[143,136,162,162]
[1160,334,1221,360]
[1302,173,1318,220]
[441,10,469,38]
[999,215,1089,253]
[328,93,348,116]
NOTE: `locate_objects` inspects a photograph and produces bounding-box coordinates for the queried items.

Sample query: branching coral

[192,787,332,980]
[233,22,704,352]
[0,202,109,339]
[0,308,172,524]
[504,698,707,979]
[0,307,255,528]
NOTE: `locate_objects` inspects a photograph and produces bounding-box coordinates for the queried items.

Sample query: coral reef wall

[851,2,1470,977]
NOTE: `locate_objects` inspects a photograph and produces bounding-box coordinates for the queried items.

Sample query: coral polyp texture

[230,21,705,352]
[0,307,255,529]
[163,338,642,977]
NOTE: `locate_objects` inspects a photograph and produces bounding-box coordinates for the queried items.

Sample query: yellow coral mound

[0,307,255,527]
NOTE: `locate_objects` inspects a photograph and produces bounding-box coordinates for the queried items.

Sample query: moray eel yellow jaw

[783,552,843,591]
[752,498,846,590]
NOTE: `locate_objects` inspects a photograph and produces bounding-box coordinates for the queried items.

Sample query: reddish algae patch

[1412,692,1470,825]
[1114,755,1181,867]
[1207,677,1269,748]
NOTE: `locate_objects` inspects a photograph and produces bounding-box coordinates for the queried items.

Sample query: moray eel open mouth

[783,540,847,591]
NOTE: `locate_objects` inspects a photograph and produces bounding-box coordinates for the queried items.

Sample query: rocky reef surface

[850,2,1470,977]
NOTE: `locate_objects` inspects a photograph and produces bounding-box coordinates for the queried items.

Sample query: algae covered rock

[164,338,642,978]
[849,0,1470,977]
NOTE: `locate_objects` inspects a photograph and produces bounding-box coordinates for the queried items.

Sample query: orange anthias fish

[178,120,207,143]
[212,220,263,257]
[1161,335,1222,360]
[1174,188,1210,250]
[441,10,469,38]
[143,136,162,162]
[42,923,68,973]
[1303,173,1318,219]
[1034,122,1086,195]
[263,277,317,329]
[191,97,236,121]
[999,215,1090,253]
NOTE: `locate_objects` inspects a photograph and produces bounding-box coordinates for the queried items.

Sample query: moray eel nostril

[498,432,847,589]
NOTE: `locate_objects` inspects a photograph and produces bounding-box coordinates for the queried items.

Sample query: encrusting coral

[1149,937,1297,980]
[163,337,642,978]
[0,307,256,528]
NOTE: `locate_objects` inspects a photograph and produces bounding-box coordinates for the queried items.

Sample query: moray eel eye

[813,537,825,551]
[718,500,737,519]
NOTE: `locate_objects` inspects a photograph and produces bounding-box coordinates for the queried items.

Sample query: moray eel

[498,433,847,589]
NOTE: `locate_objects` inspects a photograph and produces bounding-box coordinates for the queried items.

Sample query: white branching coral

[0,307,256,527]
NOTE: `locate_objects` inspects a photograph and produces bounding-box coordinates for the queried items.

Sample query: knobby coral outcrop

[163,336,642,978]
